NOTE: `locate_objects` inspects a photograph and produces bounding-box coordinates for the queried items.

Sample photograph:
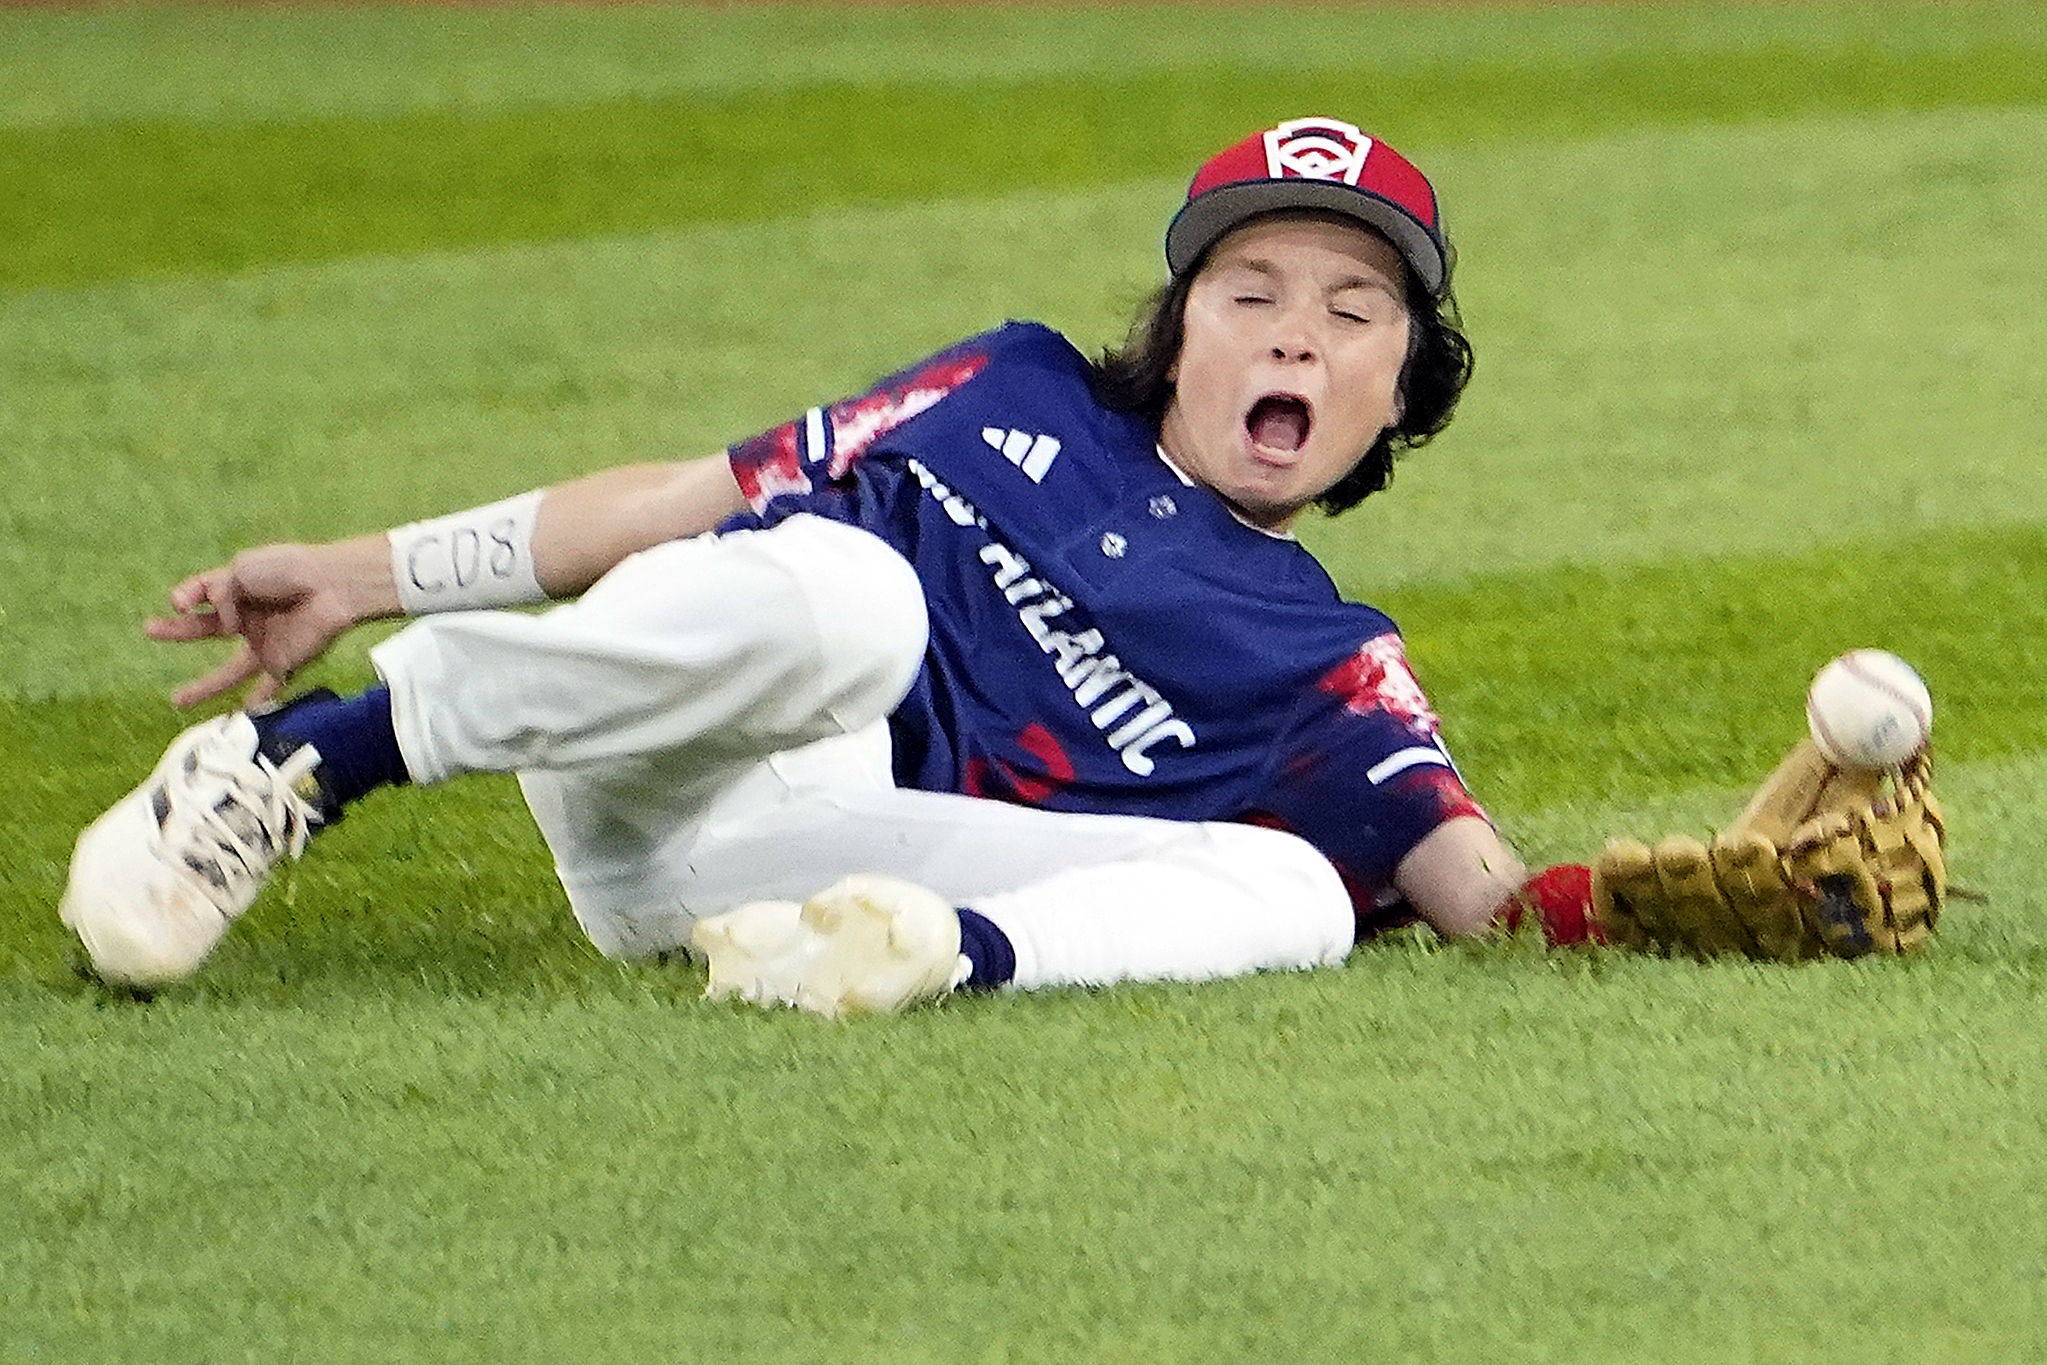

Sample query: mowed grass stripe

[1372,522,2047,798]
[13,512,2039,980]
[9,42,2047,292]
[3,521,2037,830]
[4,916,2040,1361]
[8,2,2036,131]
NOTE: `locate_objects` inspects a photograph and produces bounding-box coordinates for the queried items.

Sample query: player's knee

[1211,821,1344,893]
[766,517,929,722]
[1202,822,1355,960]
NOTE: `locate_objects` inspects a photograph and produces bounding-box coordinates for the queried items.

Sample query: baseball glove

[1591,739,1946,961]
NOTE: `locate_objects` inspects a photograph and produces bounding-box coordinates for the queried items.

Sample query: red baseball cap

[1164,117,1449,295]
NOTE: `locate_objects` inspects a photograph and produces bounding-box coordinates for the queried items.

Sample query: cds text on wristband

[387,490,547,614]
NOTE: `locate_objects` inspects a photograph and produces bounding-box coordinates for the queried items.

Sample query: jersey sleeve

[725,335,994,516]
[1245,633,1489,931]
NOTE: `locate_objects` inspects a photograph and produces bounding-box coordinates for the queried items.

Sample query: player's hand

[147,543,366,708]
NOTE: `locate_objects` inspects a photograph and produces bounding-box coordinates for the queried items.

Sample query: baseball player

[61,116,1590,1014]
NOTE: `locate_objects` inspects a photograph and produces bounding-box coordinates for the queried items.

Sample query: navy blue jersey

[724,321,1483,924]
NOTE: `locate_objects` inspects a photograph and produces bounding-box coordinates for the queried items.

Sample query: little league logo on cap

[1263,117,1373,184]
[1164,116,1449,295]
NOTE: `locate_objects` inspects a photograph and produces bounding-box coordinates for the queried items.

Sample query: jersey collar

[1153,446,1299,542]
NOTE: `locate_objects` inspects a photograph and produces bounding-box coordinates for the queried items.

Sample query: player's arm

[150,454,747,707]
[529,456,750,597]
[1393,815,1528,939]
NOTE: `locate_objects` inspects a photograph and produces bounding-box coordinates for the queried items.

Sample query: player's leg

[689,809,1355,1014]
[965,821,1353,990]
[371,516,925,788]
[59,516,927,986]
[536,713,1349,981]
[647,730,1356,1013]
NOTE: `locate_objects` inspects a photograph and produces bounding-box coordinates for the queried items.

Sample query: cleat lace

[159,732,323,914]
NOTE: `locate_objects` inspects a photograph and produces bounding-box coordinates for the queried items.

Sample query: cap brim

[1165,181,1446,295]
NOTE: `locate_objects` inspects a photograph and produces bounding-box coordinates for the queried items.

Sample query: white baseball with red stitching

[1806,650,1933,769]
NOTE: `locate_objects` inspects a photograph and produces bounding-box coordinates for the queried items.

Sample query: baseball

[1805,650,1933,769]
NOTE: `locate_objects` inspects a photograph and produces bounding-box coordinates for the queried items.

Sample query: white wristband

[388,490,546,615]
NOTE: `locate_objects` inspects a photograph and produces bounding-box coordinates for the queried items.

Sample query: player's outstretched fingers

[1710,832,1811,962]
[167,645,265,710]
[168,567,242,634]
[1650,835,1752,958]
[1590,840,1659,951]
[145,607,233,644]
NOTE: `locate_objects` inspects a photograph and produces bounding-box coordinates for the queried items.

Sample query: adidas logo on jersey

[981,427,1061,483]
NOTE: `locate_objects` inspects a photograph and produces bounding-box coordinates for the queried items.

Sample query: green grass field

[4,3,2046,1360]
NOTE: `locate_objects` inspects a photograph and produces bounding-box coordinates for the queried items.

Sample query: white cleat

[61,713,325,988]
[691,873,965,1019]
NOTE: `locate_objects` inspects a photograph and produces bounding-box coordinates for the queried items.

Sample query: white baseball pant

[369,514,1353,990]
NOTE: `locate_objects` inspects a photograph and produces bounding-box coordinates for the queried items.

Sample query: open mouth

[1245,394,1312,454]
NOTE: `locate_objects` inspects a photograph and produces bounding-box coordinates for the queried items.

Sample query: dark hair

[1090,237,1475,517]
